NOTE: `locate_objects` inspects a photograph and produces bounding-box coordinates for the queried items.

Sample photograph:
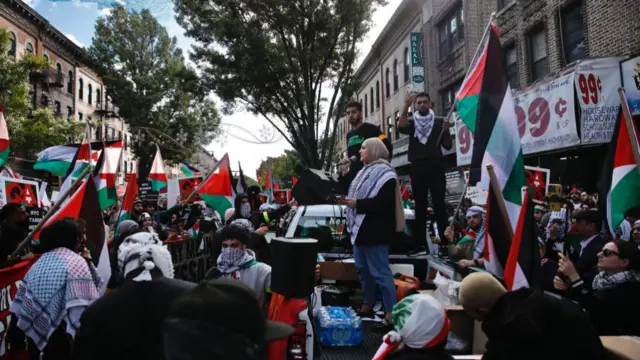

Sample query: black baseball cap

[165,279,294,346]
[575,210,602,224]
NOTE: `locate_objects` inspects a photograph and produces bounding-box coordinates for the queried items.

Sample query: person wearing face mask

[0,203,34,267]
[205,225,272,304]
[398,92,452,256]
[230,193,291,232]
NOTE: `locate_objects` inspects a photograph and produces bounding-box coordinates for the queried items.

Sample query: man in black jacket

[398,92,452,255]
[339,101,393,192]
[570,210,607,286]
[459,272,604,360]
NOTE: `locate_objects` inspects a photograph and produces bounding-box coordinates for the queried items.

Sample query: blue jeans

[353,244,396,312]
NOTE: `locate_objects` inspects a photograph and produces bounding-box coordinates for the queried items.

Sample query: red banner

[179,177,203,202]
[0,260,34,359]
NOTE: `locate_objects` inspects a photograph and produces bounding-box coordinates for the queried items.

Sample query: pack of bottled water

[315,306,363,346]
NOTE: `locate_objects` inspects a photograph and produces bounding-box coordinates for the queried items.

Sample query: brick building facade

[1,0,136,183]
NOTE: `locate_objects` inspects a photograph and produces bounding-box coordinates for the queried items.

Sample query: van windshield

[293,216,347,251]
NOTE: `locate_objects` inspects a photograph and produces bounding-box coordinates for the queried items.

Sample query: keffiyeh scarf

[413,109,435,145]
[11,247,102,351]
[346,160,398,245]
[217,249,257,279]
[592,270,640,291]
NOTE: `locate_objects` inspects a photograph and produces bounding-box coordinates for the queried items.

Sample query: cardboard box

[319,261,358,281]
[601,336,640,360]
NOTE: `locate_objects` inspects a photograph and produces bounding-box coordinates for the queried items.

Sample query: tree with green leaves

[88,6,221,174]
[175,0,385,170]
[0,29,84,159]
[256,150,305,189]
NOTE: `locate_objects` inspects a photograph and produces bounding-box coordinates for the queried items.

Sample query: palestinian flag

[600,105,640,237]
[34,145,77,176]
[59,121,92,195]
[0,105,10,167]
[94,141,122,210]
[116,160,138,233]
[504,187,540,291]
[483,180,512,278]
[467,24,525,231]
[235,161,248,194]
[454,29,489,135]
[149,146,168,191]
[180,162,201,177]
[196,153,235,220]
[34,177,110,292]
[188,219,200,239]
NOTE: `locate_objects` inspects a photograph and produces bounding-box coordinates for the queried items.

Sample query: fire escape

[29,66,65,116]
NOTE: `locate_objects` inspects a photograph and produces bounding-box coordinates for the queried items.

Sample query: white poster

[575,58,624,144]
[514,73,580,154]
[621,55,640,116]
[454,113,474,166]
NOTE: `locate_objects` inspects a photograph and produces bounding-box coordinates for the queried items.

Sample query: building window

[393,59,399,91]
[375,81,380,108]
[438,7,464,58]
[88,84,93,105]
[8,32,16,57]
[67,106,72,119]
[528,29,549,82]
[498,0,514,10]
[56,63,61,73]
[385,68,390,98]
[78,113,83,121]
[78,78,84,100]
[54,101,61,114]
[561,2,586,64]
[394,111,400,140]
[404,47,410,83]
[67,71,73,94]
[386,116,392,138]
[96,89,101,107]
[43,54,49,62]
[505,45,519,89]
[96,125,102,141]
[364,94,368,117]
[440,82,462,116]
[25,42,34,56]
[369,88,374,113]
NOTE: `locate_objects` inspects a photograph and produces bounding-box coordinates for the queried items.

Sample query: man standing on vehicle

[339,101,393,191]
[398,92,452,255]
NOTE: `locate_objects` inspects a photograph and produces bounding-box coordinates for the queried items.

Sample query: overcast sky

[28,0,403,176]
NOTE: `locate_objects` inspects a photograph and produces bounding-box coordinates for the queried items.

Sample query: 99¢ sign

[455,114,474,166]
[513,73,580,155]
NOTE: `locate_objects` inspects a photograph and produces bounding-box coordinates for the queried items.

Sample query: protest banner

[0,178,39,208]
[575,58,623,144]
[523,166,550,203]
[179,176,203,203]
[0,260,33,359]
[621,55,640,116]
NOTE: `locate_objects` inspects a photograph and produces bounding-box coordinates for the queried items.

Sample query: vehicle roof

[298,204,415,219]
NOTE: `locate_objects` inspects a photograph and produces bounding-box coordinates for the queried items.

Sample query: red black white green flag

[483,179,512,279]
[504,187,540,291]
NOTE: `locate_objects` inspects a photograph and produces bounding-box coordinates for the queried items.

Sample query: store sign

[455,73,580,165]
[621,55,640,116]
[515,73,580,154]
[410,32,425,92]
[575,58,623,144]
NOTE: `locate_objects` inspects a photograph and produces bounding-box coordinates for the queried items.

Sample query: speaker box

[292,168,343,205]
[270,237,318,298]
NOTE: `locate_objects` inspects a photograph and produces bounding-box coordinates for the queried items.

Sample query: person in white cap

[437,205,485,267]
[372,294,452,360]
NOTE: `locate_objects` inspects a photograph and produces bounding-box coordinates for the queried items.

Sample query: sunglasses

[601,249,619,257]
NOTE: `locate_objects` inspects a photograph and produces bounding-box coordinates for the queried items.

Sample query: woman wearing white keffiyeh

[554,239,640,335]
[344,137,404,332]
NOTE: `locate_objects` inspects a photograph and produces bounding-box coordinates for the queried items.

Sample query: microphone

[336,155,357,167]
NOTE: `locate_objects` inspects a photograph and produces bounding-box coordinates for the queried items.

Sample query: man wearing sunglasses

[568,210,606,286]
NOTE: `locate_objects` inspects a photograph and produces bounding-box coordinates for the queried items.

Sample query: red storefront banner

[0,260,34,360]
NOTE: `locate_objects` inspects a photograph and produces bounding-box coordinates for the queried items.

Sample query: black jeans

[410,161,448,248]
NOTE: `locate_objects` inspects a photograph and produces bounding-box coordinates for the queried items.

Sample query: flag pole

[7,164,93,260]
[486,164,514,240]
[618,88,640,176]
